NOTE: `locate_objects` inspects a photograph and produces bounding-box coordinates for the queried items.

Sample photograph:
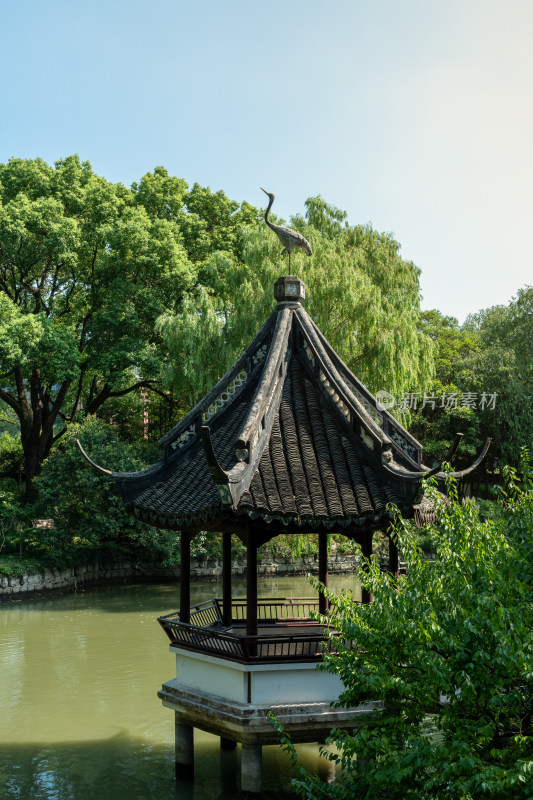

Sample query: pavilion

[79,274,488,796]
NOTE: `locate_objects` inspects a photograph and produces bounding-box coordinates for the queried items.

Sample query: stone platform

[158,644,380,796]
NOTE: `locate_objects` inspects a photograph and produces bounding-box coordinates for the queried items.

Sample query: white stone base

[159,646,380,746]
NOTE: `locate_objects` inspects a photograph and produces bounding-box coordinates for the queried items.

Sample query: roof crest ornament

[261,189,312,275]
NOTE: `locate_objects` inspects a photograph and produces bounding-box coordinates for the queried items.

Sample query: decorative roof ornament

[261,188,312,275]
[274,275,306,304]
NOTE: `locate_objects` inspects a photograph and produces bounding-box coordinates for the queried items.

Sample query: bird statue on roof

[261,188,312,274]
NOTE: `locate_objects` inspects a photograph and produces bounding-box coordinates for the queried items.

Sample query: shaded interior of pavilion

[158,525,400,663]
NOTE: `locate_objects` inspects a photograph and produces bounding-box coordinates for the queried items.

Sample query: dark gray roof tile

[118,302,425,531]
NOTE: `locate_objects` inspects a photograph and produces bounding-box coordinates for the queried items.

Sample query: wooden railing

[189,599,223,626]
[157,597,350,664]
[228,596,320,621]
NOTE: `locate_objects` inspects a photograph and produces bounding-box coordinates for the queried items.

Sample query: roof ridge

[200,307,294,508]
[158,309,277,452]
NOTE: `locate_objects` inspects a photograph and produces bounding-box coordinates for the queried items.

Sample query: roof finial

[274,275,306,303]
[260,188,312,275]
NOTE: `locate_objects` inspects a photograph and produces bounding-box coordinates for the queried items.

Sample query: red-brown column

[222,531,232,627]
[180,531,191,623]
[361,531,374,604]
[318,531,329,615]
[246,532,258,638]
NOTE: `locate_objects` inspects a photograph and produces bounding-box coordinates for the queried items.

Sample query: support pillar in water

[175,716,194,779]
[318,753,336,784]
[241,743,262,796]
[220,736,237,750]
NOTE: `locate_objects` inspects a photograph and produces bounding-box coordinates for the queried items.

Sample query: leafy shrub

[277,451,533,800]
[0,432,23,479]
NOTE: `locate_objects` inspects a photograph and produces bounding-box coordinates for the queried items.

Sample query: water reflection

[0,575,358,798]
[1,737,328,799]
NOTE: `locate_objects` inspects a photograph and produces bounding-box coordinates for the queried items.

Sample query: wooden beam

[222,531,232,626]
[246,531,258,638]
[318,531,329,615]
[361,531,374,604]
[180,531,191,623]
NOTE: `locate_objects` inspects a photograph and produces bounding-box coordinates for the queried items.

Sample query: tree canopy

[410,287,533,472]
[0,157,263,499]
[0,157,191,497]
[0,158,435,502]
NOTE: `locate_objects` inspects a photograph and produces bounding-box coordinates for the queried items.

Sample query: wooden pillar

[318,530,329,615]
[241,743,262,796]
[246,533,258,638]
[388,530,399,579]
[174,715,194,779]
[222,531,232,626]
[361,531,374,605]
[180,532,191,623]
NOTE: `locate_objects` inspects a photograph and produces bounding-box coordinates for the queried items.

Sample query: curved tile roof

[80,275,489,535]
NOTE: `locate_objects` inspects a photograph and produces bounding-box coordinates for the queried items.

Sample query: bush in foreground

[276,451,533,800]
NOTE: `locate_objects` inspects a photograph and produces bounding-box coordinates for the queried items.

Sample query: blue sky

[1,0,531,322]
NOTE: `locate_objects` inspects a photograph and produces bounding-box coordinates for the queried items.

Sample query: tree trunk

[23,441,41,503]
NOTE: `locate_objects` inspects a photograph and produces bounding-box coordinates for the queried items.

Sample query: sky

[1,0,532,323]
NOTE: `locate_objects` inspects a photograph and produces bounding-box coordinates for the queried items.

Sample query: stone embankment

[0,552,359,597]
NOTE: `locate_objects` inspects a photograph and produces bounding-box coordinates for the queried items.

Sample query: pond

[0,573,360,799]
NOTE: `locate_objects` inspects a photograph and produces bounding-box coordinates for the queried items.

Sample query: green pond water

[0,574,360,799]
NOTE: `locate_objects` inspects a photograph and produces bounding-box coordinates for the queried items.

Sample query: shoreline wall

[0,552,360,597]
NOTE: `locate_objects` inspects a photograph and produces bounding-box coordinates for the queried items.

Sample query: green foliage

[35,417,179,566]
[408,310,482,469]
[0,157,181,496]
[0,554,46,577]
[132,167,261,264]
[0,156,262,498]
[411,290,533,472]
[158,195,435,407]
[0,478,34,566]
[0,432,23,477]
[277,452,533,799]
[464,286,533,469]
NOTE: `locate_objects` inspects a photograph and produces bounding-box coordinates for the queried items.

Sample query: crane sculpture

[261,188,312,274]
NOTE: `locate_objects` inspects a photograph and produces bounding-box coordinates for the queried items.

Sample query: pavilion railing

[189,599,224,627]
[157,597,352,664]
[229,596,320,621]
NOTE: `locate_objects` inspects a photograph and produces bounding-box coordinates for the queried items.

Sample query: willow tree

[157,195,435,407]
